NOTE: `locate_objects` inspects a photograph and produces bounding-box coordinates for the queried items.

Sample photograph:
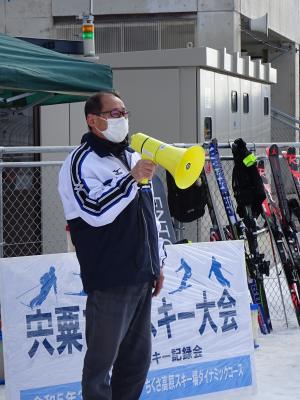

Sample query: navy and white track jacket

[58,134,166,293]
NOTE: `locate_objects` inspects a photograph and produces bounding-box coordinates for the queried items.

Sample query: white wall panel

[228,76,241,140]
[198,69,215,142]
[179,68,198,143]
[40,104,69,150]
[40,104,70,255]
[70,102,87,146]
[214,73,229,142]
[240,79,251,141]
[250,81,263,143]
[261,84,271,143]
[113,69,180,143]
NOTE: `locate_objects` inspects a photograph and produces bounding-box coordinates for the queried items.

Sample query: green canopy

[0,33,113,108]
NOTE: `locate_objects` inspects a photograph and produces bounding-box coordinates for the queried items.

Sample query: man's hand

[152,269,164,297]
[131,159,156,182]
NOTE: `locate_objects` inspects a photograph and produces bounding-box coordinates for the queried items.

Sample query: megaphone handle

[140,178,149,185]
[139,154,150,185]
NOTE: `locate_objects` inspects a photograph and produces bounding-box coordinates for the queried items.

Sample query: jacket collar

[81,131,133,158]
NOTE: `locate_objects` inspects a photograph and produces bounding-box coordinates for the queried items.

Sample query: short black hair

[84,91,121,119]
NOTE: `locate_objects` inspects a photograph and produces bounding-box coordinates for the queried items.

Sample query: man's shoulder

[80,132,89,144]
[69,143,113,174]
[69,141,91,161]
[59,142,90,175]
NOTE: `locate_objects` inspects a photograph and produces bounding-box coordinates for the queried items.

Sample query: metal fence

[0,143,299,328]
[54,14,197,54]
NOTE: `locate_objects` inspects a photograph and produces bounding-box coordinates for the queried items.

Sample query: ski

[209,139,270,334]
[258,159,300,326]
[284,147,300,198]
[200,165,227,241]
[283,147,300,223]
[209,139,240,237]
[268,144,300,267]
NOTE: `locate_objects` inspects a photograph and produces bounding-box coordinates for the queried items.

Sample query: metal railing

[271,107,300,143]
[0,143,299,328]
[271,107,300,131]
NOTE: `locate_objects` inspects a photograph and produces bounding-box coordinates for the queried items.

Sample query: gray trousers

[82,282,153,400]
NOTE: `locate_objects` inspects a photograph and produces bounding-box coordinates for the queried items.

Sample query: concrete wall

[0,0,53,37]
[52,0,197,16]
[196,0,300,44]
[0,0,296,139]
[1,1,299,45]
[195,1,241,53]
[241,0,300,43]
[271,43,299,142]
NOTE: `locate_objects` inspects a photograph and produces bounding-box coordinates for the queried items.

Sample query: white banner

[0,241,255,399]
[141,241,255,399]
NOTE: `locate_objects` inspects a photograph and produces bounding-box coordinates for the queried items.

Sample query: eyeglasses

[96,109,130,119]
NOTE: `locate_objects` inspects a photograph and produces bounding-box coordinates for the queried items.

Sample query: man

[58,91,166,400]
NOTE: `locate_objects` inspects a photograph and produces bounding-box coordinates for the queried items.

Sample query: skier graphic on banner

[208,256,231,287]
[169,258,192,294]
[17,266,58,309]
[16,265,57,309]
[28,266,57,309]
[65,273,87,296]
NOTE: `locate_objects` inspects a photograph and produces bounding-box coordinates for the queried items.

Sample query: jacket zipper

[112,152,131,172]
[141,207,155,275]
[114,152,155,275]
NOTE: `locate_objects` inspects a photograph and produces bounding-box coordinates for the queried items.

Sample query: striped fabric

[70,143,136,216]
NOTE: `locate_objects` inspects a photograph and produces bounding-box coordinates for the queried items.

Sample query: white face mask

[97,117,129,143]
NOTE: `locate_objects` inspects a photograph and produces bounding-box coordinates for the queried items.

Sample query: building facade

[0,0,299,142]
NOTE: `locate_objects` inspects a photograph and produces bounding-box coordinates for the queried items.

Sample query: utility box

[97,47,276,145]
[40,47,276,147]
[39,47,277,253]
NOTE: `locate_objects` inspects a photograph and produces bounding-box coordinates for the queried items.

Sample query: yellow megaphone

[130,133,205,189]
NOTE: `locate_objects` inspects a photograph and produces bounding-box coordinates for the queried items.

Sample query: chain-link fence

[0,144,299,328]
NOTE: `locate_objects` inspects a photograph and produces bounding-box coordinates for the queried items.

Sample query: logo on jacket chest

[74,182,85,192]
[113,168,123,176]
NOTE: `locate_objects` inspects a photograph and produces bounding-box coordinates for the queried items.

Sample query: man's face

[87,94,127,139]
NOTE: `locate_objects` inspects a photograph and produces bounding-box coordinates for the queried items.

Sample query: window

[204,117,212,140]
[243,93,249,113]
[264,97,269,115]
[231,91,238,113]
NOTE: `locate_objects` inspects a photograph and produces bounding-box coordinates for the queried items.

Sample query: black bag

[232,138,266,219]
[166,171,207,223]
